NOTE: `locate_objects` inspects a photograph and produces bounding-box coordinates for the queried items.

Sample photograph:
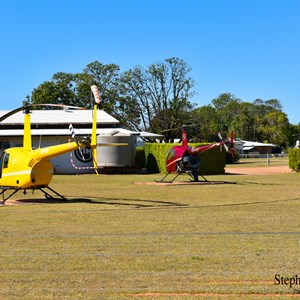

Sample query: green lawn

[1,165,300,298]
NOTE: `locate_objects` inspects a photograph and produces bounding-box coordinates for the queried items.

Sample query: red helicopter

[157,126,234,182]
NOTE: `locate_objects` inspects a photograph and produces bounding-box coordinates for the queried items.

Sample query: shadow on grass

[70,197,189,208]
[7,195,300,211]
[190,196,300,209]
[68,196,300,210]
[9,197,189,209]
[236,181,283,186]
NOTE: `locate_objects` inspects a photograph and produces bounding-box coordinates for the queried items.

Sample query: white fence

[239,153,287,159]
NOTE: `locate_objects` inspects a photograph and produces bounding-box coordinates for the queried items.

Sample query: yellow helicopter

[0,85,121,204]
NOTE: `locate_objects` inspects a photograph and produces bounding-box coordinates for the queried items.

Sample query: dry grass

[1,161,300,298]
[229,156,289,168]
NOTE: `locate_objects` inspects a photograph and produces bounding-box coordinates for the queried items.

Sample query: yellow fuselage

[0,142,78,189]
[0,103,98,192]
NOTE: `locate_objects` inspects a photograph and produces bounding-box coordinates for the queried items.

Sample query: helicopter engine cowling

[179,155,201,171]
[30,160,54,187]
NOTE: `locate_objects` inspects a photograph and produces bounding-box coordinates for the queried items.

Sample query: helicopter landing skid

[0,186,67,204]
[155,171,208,183]
[155,172,180,183]
[186,170,208,182]
[0,187,21,204]
[39,186,68,201]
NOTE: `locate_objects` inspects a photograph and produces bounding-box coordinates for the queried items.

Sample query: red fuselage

[165,143,222,173]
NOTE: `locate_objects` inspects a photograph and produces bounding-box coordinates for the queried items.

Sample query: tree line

[28,58,299,148]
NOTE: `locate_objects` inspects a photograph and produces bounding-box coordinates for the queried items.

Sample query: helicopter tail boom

[31,142,79,161]
[189,143,221,154]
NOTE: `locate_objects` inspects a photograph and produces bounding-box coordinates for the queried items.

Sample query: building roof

[0,108,163,139]
[241,140,275,148]
[243,146,256,151]
[0,109,119,125]
[0,128,164,139]
[0,127,137,137]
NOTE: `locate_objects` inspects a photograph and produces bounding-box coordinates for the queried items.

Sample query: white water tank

[96,132,137,167]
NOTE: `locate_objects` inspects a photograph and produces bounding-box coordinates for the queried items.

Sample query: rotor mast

[23,106,32,151]
[181,125,188,150]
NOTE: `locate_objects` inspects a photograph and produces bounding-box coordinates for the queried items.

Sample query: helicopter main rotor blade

[96,143,128,147]
[0,107,24,123]
[161,124,199,133]
[0,104,85,123]
[35,104,86,110]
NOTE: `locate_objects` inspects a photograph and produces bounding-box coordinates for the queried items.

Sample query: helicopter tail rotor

[218,131,235,156]
[218,132,229,152]
[68,124,86,161]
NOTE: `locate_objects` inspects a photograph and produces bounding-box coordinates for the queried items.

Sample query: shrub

[143,143,226,174]
[226,149,240,164]
[288,148,300,172]
[135,147,146,169]
[144,143,170,173]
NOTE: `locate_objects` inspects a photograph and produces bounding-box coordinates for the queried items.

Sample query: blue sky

[0,0,299,124]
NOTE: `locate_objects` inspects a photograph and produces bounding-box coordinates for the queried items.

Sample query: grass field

[229,156,289,168]
[1,159,300,299]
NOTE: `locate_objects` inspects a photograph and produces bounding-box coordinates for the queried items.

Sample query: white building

[0,108,159,174]
[234,138,275,155]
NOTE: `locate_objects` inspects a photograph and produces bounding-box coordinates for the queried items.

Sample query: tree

[30,58,194,134]
[190,105,219,142]
[264,99,283,111]
[211,93,237,110]
[29,59,296,147]
[31,72,77,106]
[251,98,290,145]
[230,102,256,140]
[253,98,282,116]
[75,61,121,112]
[31,61,122,112]
[258,110,290,146]
[211,93,241,134]
[74,61,141,129]
[120,57,195,140]
[289,124,300,147]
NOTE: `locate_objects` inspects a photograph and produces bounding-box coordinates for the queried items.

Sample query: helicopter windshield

[0,151,9,178]
[0,152,4,178]
[3,152,9,168]
[166,148,176,161]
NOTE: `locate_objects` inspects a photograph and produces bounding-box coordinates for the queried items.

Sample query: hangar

[0,108,155,174]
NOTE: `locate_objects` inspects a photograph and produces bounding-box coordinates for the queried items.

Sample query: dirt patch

[2,198,66,206]
[225,165,292,175]
[134,181,235,186]
[131,292,298,298]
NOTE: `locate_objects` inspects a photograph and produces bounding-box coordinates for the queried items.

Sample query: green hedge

[135,147,147,169]
[143,143,226,175]
[288,148,300,172]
